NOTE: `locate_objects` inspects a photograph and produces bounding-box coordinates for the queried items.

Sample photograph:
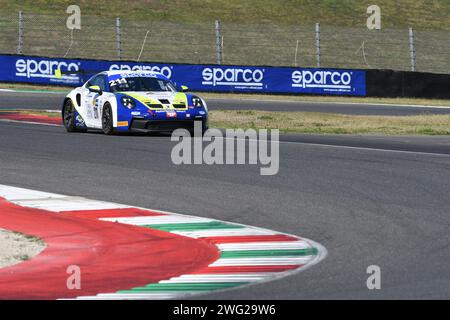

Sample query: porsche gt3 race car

[62,70,208,135]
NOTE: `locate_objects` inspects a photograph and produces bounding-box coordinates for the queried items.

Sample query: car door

[83,74,107,128]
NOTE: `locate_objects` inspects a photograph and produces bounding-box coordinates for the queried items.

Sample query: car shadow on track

[80,130,173,138]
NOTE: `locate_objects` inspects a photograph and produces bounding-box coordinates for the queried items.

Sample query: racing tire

[188,120,208,137]
[102,103,115,135]
[203,122,209,135]
[62,99,85,133]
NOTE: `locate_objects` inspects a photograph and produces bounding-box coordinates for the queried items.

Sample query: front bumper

[130,118,207,133]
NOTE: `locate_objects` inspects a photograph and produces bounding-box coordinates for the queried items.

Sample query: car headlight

[121,96,135,109]
[192,96,204,108]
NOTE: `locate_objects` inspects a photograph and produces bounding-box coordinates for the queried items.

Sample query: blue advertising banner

[0,54,366,96]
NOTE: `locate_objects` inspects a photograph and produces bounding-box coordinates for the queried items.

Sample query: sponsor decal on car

[75,115,85,127]
[117,121,129,127]
[166,111,177,118]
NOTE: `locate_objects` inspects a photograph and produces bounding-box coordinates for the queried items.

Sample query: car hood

[119,91,189,107]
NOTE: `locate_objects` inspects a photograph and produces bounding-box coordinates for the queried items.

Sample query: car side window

[87,75,107,92]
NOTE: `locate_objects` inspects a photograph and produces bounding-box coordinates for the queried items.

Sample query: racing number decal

[84,92,100,121]
[85,94,93,119]
[109,78,127,89]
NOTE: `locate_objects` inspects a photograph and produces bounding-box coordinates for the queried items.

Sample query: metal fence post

[315,22,321,68]
[116,17,122,60]
[17,11,24,54]
[408,27,416,72]
[215,20,223,65]
[294,39,300,67]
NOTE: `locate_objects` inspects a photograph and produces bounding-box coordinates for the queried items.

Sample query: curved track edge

[0,184,326,300]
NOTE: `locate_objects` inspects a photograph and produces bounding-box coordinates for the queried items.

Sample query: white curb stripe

[12,197,129,212]
[161,274,268,283]
[100,215,215,225]
[217,241,310,251]
[76,293,182,300]
[0,185,129,212]
[176,273,272,279]
[172,228,277,238]
[209,257,312,266]
[0,185,65,201]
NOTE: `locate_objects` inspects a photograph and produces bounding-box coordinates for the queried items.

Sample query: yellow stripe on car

[119,92,188,110]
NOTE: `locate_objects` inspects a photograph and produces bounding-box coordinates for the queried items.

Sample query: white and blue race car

[62,70,208,135]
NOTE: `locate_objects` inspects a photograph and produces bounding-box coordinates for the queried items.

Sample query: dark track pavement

[2,90,450,115]
[0,120,449,299]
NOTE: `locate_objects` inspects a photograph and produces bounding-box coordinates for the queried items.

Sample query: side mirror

[88,85,102,95]
[181,85,189,92]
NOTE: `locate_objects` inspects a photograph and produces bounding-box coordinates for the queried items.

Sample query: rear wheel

[62,99,78,132]
[102,103,114,135]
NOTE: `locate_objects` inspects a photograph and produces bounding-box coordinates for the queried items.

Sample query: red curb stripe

[61,207,166,219]
[190,265,302,274]
[0,198,219,300]
[201,234,299,244]
[0,113,61,125]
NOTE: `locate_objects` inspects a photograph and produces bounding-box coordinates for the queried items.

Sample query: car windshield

[109,76,177,93]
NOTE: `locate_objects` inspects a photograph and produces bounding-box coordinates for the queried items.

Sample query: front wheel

[188,120,208,136]
[62,99,79,132]
[102,103,114,135]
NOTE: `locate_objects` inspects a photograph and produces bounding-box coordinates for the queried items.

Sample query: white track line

[213,97,450,110]
[0,89,66,95]
[0,119,62,127]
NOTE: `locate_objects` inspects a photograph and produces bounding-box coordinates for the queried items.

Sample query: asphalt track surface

[0,118,449,299]
[2,90,450,115]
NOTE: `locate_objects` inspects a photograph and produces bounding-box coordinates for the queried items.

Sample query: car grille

[158,99,171,105]
[146,103,164,108]
[131,119,197,132]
